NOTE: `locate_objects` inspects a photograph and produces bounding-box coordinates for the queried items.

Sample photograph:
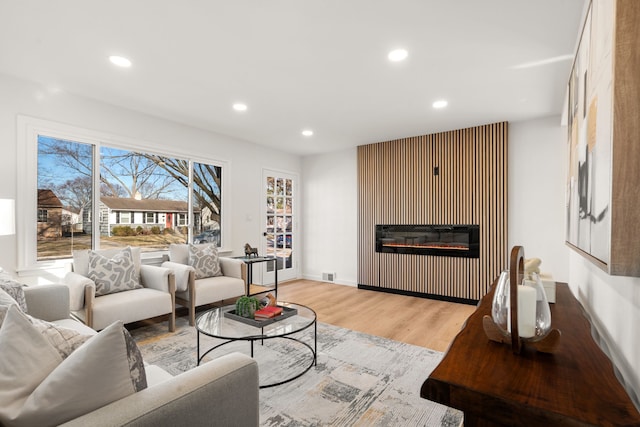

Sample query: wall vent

[322,272,336,282]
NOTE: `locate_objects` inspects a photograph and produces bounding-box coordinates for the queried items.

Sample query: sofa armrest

[219,257,245,280]
[63,271,95,311]
[24,284,70,321]
[161,261,195,292]
[59,352,259,427]
[140,265,174,293]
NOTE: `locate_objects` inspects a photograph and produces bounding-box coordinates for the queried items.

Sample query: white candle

[517,285,537,338]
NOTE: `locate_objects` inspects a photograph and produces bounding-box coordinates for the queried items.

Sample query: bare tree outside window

[36,136,223,259]
[37,136,93,259]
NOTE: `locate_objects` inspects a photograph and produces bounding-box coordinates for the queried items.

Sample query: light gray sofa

[162,244,246,325]
[22,284,259,427]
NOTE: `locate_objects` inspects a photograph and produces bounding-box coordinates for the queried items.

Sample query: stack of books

[254,306,283,319]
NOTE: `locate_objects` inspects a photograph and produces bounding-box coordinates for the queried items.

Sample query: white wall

[301,148,357,286]
[0,72,301,283]
[508,116,569,281]
[569,223,640,408]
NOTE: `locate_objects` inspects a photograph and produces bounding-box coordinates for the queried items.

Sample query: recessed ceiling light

[432,100,448,109]
[109,55,132,68]
[302,130,313,137]
[233,103,248,112]
[388,49,408,62]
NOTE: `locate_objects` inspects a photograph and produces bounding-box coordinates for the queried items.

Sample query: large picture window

[26,118,224,263]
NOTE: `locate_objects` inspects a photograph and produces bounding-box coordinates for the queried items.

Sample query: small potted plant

[235,296,261,318]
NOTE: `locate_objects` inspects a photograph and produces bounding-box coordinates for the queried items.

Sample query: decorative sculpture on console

[244,243,259,258]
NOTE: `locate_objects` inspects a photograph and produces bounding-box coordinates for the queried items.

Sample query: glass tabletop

[195,302,316,340]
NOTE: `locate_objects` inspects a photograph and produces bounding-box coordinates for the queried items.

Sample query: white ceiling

[0,0,586,156]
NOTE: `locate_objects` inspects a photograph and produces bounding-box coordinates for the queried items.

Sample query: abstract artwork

[566,1,614,265]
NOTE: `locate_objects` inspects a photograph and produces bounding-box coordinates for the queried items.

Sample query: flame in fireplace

[382,243,470,251]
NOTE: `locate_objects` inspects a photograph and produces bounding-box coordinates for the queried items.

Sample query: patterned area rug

[130,317,462,427]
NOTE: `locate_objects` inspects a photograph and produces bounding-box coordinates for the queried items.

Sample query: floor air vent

[322,272,335,282]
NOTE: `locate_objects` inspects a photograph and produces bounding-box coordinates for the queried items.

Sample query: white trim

[262,167,299,282]
[16,115,231,272]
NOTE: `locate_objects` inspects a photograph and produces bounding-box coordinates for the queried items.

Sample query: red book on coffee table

[254,306,284,319]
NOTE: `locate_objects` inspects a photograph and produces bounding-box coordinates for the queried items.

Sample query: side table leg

[197,330,201,366]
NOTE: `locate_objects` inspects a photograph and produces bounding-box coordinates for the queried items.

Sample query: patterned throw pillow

[122,327,147,392]
[0,278,28,312]
[188,244,222,279]
[0,288,19,328]
[0,317,147,427]
[88,247,142,296]
[29,316,92,360]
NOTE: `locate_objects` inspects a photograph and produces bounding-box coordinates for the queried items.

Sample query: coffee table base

[197,325,317,389]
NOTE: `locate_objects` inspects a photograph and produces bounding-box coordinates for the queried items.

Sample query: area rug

[130,317,462,427]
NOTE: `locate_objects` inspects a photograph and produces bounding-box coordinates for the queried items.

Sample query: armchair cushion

[188,244,222,279]
[0,312,147,427]
[88,247,142,296]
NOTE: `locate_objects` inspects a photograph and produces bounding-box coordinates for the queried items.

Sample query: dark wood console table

[420,282,640,426]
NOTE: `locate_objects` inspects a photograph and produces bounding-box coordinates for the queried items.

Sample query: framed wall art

[566,0,640,277]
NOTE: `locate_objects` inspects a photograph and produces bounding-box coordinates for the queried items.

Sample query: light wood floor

[276,279,477,352]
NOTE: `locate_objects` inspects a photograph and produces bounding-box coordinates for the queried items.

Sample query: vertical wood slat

[357,122,508,302]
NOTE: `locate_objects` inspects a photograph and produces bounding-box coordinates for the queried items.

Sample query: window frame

[119,211,132,225]
[145,212,156,224]
[17,115,230,274]
[176,213,187,226]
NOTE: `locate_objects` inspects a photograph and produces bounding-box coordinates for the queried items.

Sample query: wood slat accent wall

[357,122,508,302]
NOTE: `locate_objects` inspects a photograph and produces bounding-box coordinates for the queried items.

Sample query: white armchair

[64,247,176,331]
[162,244,245,325]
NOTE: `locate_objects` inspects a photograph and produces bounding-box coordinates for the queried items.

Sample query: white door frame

[262,168,298,283]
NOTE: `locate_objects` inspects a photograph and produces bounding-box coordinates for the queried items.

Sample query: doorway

[263,169,297,283]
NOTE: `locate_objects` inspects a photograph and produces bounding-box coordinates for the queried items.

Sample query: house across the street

[99,196,200,236]
[37,189,202,238]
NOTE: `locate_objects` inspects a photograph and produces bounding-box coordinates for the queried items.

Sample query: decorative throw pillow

[0,319,147,427]
[0,267,12,281]
[29,316,92,360]
[0,288,20,329]
[0,279,27,312]
[88,247,142,296]
[188,244,222,279]
[0,305,63,426]
[122,327,147,392]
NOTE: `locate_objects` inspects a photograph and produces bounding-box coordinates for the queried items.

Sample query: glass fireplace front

[375,224,480,258]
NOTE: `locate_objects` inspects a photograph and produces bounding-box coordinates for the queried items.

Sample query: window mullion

[92,142,101,247]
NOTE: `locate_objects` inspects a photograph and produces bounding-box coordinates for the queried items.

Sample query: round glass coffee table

[195,302,317,388]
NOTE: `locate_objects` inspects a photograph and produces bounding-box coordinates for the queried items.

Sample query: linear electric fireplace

[376,224,480,258]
